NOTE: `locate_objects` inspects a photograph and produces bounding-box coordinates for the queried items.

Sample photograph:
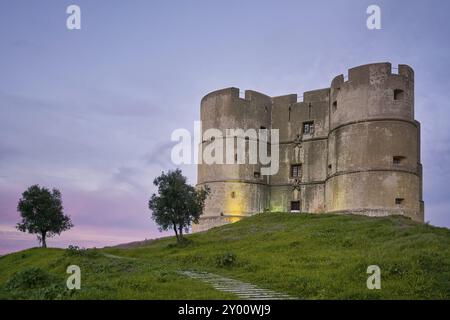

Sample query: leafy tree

[148,169,210,243]
[16,185,73,248]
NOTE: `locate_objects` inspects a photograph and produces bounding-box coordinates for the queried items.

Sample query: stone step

[178,270,297,300]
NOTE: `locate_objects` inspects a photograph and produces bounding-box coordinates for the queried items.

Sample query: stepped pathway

[101,252,295,299]
[178,270,296,300]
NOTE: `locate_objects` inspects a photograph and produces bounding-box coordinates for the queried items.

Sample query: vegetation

[1,213,450,299]
[148,169,209,243]
[17,185,73,248]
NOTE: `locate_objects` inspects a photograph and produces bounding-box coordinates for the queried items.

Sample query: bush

[215,252,237,267]
[3,267,74,300]
[167,238,193,249]
[5,267,56,290]
[65,245,99,258]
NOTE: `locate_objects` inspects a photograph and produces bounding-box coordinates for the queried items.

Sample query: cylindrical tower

[325,63,424,221]
[194,87,271,232]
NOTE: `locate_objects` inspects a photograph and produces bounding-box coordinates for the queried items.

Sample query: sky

[1,0,450,255]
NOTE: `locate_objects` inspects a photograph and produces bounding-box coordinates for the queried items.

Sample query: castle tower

[325,63,424,221]
[193,88,271,232]
[194,62,424,232]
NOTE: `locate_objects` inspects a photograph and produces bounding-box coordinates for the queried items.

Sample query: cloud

[0,223,169,255]
[112,166,144,191]
[143,140,178,168]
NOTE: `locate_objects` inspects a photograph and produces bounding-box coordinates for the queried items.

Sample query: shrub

[167,238,193,249]
[4,267,74,300]
[5,267,56,290]
[216,252,237,267]
[65,245,99,258]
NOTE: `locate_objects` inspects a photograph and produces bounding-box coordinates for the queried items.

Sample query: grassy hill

[1,213,449,299]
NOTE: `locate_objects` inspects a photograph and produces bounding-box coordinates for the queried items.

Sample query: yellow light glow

[225,185,245,215]
[228,216,243,224]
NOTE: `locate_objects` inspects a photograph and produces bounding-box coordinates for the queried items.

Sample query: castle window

[254,171,261,179]
[303,121,314,134]
[328,164,332,170]
[332,101,337,111]
[395,198,404,205]
[290,201,300,212]
[393,156,405,165]
[291,164,302,178]
[231,192,236,199]
[394,89,404,101]
[260,126,267,130]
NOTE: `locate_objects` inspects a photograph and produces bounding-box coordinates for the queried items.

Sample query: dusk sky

[1,0,450,254]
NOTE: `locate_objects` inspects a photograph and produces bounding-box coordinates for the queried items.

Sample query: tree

[16,185,73,248]
[148,169,209,243]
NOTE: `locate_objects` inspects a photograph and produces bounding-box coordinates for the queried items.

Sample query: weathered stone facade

[194,62,424,232]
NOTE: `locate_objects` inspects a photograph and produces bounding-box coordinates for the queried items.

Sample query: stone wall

[195,62,424,232]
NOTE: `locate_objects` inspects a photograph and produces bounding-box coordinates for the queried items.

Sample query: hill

[0,213,449,299]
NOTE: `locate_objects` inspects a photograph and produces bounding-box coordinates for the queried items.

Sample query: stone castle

[194,62,424,232]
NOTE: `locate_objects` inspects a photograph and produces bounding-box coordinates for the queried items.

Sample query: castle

[194,62,424,232]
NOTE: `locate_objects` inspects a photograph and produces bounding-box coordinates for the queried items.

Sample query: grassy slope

[1,213,450,299]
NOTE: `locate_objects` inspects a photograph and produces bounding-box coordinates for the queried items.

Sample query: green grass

[1,213,450,299]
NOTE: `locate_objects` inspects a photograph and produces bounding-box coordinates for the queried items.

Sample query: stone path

[101,252,137,260]
[101,252,295,299]
[178,270,296,300]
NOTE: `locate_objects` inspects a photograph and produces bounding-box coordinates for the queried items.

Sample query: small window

[291,164,302,178]
[210,136,215,142]
[393,156,405,165]
[395,198,404,205]
[332,101,337,110]
[260,126,267,130]
[303,121,314,134]
[291,201,300,212]
[394,89,404,101]
[231,192,236,199]
[234,154,238,162]
[328,164,332,170]
[254,172,261,179]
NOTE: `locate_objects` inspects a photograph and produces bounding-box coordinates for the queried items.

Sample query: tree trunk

[173,223,180,242]
[178,226,184,242]
[41,232,47,248]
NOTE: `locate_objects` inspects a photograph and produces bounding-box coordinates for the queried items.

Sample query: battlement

[303,88,330,103]
[272,94,298,106]
[201,87,271,105]
[331,62,414,89]
[201,87,240,103]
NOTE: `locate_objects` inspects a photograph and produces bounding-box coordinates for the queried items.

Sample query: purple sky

[1,0,450,254]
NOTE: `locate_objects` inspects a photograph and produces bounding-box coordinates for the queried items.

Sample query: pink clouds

[0,223,169,255]
[0,183,172,255]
